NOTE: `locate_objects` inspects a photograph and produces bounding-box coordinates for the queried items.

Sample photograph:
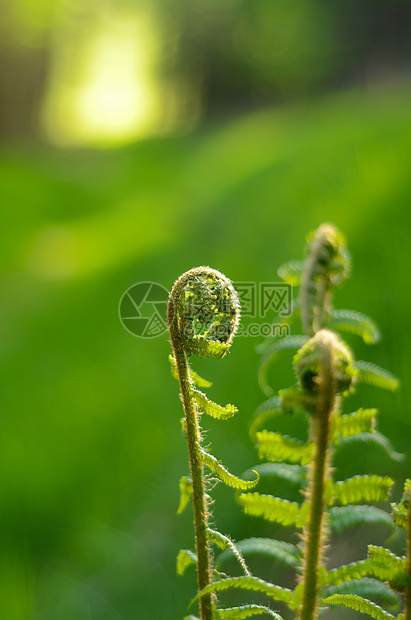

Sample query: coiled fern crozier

[205,225,405,620]
[168,267,279,620]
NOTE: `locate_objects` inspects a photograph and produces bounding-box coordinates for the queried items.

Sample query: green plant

[322,478,411,619]
[168,266,280,620]
[391,480,411,619]
[198,225,404,619]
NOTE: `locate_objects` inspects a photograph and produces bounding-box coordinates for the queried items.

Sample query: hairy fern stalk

[202,225,402,620]
[168,267,273,620]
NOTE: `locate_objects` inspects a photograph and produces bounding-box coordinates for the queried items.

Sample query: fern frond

[322,579,398,609]
[338,431,404,462]
[191,388,237,420]
[191,576,293,607]
[289,583,304,611]
[217,537,301,568]
[354,360,400,391]
[257,430,314,466]
[295,500,311,528]
[258,335,309,396]
[207,529,250,576]
[325,559,395,585]
[200,450,259,490]
[239,492,307,527]
[183,616,200,620]
[177,549,197,575]
[367,545,406,575]
[169,354,213,387]
[278,260,305,285]
[327,475,394,506]
[391,503,408,530]
[329,505,395,533]
[391,478,411,529]
[322,593,396,619]
[214,604,283,619]
[249,396,282,441]
[177,476,193,514]
[185,335,231,359]
[190,371,213,388]
[170,353,180,381]
[329,309,381,344]
[241,463,306,488]
[333,408,377,444]
[207,528,229,550]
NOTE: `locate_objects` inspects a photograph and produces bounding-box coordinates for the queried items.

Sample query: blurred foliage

[0,82,411,618]
[0,0,410,142]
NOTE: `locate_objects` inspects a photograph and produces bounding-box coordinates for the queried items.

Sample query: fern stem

[405,495,411,620]
[168,311,214,620]
[299,334,336,620]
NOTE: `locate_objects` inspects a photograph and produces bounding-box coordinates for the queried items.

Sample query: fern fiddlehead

[300,223,350,336]
[294,329,357,620]
[169,267,267,620]
[168,267,240,620]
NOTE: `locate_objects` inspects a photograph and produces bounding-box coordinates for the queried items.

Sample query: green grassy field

[1,82,411,619]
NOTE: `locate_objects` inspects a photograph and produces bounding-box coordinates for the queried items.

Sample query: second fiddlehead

[293,329,356,620]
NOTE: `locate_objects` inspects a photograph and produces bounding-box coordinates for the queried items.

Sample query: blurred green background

[1,0,411,618]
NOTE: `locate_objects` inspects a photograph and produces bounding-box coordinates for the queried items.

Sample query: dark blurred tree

[0,0,411,141]
[0,0,55,142]
[155,0,411,116]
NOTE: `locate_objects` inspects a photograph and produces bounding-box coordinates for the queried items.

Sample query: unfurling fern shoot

[228,224,400,620]
[168,267,262,620]
[294,329,357,620]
